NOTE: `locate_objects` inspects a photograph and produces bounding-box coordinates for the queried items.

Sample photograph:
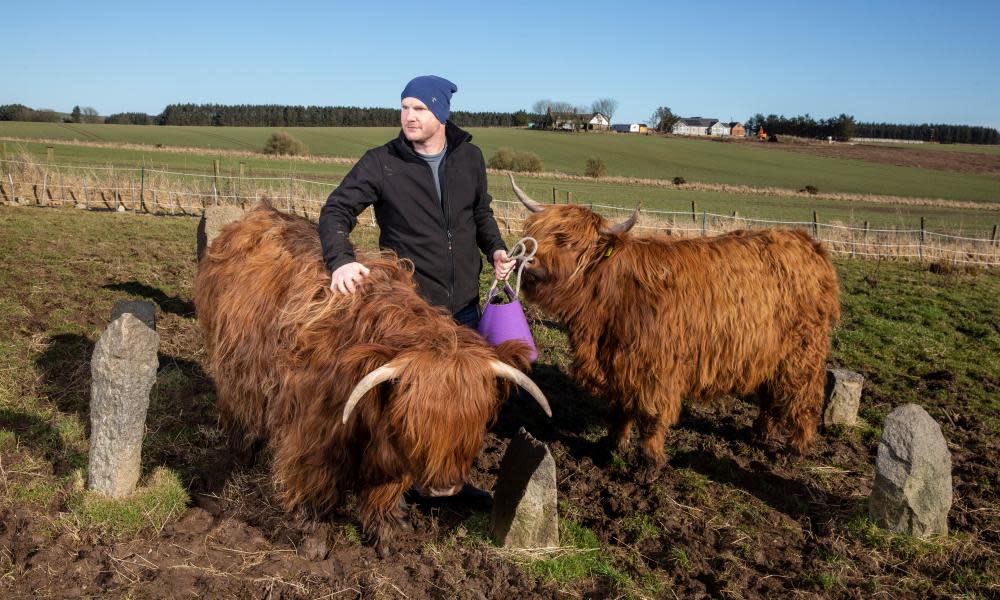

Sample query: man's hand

[492,249,516,281]
[330,262,370,294]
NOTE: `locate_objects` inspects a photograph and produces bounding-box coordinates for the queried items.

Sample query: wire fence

[1,158,998,267]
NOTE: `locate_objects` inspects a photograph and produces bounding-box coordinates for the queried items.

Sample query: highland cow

[509,176,839,471]
[194,205,550,556]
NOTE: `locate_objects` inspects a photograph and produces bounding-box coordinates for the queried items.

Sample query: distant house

[612,123,646,133]
[671,117,718,136]
[709,121,730,136]
[672,117,744,137]
[587,112,610,131]
[541,108,610,131]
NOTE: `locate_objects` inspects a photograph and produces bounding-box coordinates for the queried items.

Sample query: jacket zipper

[420,158,455,308]
[440,160,455,307]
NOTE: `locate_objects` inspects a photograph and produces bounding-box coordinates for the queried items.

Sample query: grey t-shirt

[416,144,446,204]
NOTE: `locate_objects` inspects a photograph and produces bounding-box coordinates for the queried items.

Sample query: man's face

[400,97,443,144]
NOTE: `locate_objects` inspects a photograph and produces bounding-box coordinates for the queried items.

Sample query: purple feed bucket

[478,283,538,362]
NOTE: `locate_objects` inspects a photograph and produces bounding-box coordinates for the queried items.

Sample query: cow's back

[194,207,326,440]
[601,228,838,401]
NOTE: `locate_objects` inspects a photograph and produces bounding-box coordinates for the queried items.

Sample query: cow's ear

[494,340,532,373]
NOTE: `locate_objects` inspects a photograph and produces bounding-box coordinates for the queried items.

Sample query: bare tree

[81,107,100,124]
[591,98,618,121]
[531,99,552,114]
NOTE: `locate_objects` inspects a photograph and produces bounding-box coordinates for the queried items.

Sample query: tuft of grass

[339,523,362,545]
[66,467,189,539]
[621,513,659,543]
[527,519,629,587]
[668,546,693,573]
[845,513,953,561]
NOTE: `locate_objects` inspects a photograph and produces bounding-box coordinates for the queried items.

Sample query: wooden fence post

[991,224,998,247]
[691,201,696,223]
[919,217,925,262]
[812,211,818,238]
[40,172,47,206]
[567,191,573,204]
[287,177,293,212]
[701,210,707,236]
[84,179,89,209]
[139,167,145,213]
[213,159,220,205]
[552,187,557,204]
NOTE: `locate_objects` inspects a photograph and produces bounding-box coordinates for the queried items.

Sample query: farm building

[541,108,610,131]
[672,117,744,137]
[671,117,719,136]
[709,121,731,136]
[611,123,648,134]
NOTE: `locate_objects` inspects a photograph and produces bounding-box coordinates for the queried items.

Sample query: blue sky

[4,0,998,128]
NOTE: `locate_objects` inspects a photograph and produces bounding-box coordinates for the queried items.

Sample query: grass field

[3,122,1000,204]
[1,205,997,598]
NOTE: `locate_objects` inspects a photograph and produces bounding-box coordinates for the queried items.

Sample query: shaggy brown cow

[194,205,550,555]
[509,176,839,470]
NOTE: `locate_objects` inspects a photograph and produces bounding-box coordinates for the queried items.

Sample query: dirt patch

[755,138,1000,176]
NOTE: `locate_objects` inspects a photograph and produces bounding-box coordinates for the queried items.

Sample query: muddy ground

[1,208,998,598]
[4,322,998,598]
[745,137,1000,176]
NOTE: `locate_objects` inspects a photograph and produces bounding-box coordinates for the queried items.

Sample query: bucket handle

[486,236,537,302]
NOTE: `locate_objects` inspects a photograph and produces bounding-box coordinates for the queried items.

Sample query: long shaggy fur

[520,205,840,464]
[194,205,530,551]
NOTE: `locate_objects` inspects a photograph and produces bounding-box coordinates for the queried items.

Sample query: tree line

[4,101,997,144]
[127,104,540,128]
[744,113,998,144]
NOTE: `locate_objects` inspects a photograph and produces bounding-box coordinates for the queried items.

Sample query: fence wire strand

[1,159,997,267]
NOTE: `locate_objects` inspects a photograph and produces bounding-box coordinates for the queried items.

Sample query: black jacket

[318,122,506,314]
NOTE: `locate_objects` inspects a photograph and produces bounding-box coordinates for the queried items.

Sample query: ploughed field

[0,206,997,598]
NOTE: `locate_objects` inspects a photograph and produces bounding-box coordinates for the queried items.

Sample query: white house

[671,117,719,136]
[709,121,731,136]
[587,112,610,130]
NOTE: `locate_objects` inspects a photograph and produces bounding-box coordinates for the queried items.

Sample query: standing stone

[197,205,246,261]
[823,368,864,427]
[490,427,559,549]
[869,404,952,537]
[111,300,156,332]
[88,313,160,498]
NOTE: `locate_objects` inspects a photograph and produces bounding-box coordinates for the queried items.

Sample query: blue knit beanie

[401,75,458,124]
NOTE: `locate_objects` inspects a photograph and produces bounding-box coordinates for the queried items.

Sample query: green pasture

[2,139,998,233]
[3,122,999,204]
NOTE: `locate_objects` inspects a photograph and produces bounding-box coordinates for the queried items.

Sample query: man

[319,75,514,505]
[319,75,514,330]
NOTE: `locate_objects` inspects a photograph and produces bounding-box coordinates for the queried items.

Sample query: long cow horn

[599,203,642,235]
[490,361,552,417]
[509,174,544,213]
[342,362,402,424]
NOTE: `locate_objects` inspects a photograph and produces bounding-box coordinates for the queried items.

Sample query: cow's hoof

[636,464,661,485]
